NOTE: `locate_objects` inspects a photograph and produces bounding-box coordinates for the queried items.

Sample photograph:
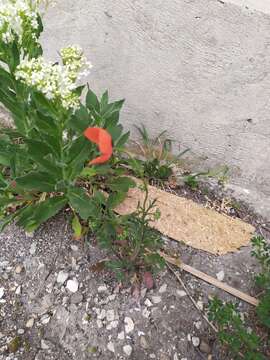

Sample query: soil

[0,182,269,360]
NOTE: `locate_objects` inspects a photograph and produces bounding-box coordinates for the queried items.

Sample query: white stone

[150,354,156,359]
[57,271,69,284]
[152,296,162,304]
[107,341,115,353]
[106,309,115,322]
[97,309,106,320]
[176,290,187,297]
[194,321,202,329]
[123,345,132,357]
[15,286,21,295]
[71,245,79,251]
[118,331,125,340]
[15,265,23,274]
[66,279,79,293]
[41,339,50,350]
[26,318,35,328]
[197,300,204,311]
[97,285,107,293]
[159,284,167,293]
[144,299,153,307]
[0,288,4,299]
[41,314,51,324]
[192,336,200,347]
[96,319,103,328]
[18,329,25,335]
[124,317,134,333]
[30,242,37,255]
[173,354,179,360]
[216,270,225,281]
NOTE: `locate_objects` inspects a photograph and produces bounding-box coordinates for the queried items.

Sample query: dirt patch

[0,205,268,360]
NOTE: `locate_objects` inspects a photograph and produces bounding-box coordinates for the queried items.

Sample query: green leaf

[107,124,123,142]
[100,90,109,110]
[108,177,136,193]
[115,131,130,148]
[86,89,100,112]
[16,171,56,192]
[68,105,92,133]
[67,187,96,220]
[72,214,82,239]
[107,191,127,208]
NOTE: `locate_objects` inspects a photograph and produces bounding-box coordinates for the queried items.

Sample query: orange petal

[84,127,113,165]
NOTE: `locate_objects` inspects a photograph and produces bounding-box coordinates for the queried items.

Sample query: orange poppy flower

[84,127,113,165]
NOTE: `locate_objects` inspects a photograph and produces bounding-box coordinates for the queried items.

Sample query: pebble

[192,336,200,347]
[107,320,119,330]
[41,339,50,350]
[97,309,106,320]
[15,286,21,295]
[197,300,204,311]
[199,340,211,354]
[70,292,83,304]
[107,341,115,353]
[118,331,125,340]
[106,309,115,322]
[194,321,202,329]
[66,279,79,293]
[15,265,23,274]
[57,271,69,284]
[144,299,153,307]
[152,296,162,304]
[30,242,37,255]
[71,245,79,251]
[216,270,225,281]
[150,354,156,359]
[17,329,25,335]
[142,308,150,318]
[26,318,35,328]
[159,284,167,293]
[40,314,50,325]
[96,320,103,328]
[97,285,107,293]
[140,336,149,349]
[173,354,179,360]
[123,344,132,357]
[124,317,134,333]
[0,288,4,299]
[176,290,187,297]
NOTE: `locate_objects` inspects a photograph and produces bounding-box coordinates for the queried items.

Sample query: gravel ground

[0,204,268,360]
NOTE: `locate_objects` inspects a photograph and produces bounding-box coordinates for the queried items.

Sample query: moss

[8,336,21,353]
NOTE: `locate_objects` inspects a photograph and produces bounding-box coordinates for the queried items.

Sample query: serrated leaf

[16,171,56,192]
[67,187,96,220]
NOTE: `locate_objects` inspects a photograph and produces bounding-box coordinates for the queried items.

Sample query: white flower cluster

[0,0,41,45]
[15,47,92,109]
[60,45,92,81]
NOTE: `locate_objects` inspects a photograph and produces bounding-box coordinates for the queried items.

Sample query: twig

[161,252,259,307]
[166,262,218,333]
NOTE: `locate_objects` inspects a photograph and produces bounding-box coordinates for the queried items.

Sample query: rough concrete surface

[39,0,270,218]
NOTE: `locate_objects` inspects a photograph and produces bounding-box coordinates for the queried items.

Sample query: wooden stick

[160,252,259,307]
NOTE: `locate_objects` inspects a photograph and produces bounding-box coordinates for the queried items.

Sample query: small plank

[161,252,259,307]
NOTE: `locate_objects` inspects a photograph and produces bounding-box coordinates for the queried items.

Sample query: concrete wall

[9,0,270,216]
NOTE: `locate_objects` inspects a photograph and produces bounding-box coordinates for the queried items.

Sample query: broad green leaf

[107,124,123,142]
[67,187,96,220]
[107,191,127,208]
[115,131,130,148]
[100,90,109,110]
[16,196,67,231]
[68,105,92,132]
[108,177,136,193]
[86,89,100,112]
[16,171,56,192]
